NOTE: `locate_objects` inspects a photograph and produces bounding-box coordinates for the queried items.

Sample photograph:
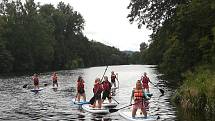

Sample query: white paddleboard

[102,100,118,108]
[52,86,58,89]
[119,110,157,121]
[30,88,44,92]
[82,104,109,114]
[72,98,89,105]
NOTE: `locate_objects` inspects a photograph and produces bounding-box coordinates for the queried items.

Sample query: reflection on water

[0,65,208,121]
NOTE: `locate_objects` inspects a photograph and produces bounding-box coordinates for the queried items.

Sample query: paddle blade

[109,108,119,113]
[159,89,164,94]
[23,84,28,88]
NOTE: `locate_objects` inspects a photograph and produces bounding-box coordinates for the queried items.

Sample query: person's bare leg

[147,88,149,93]
[98,99,102,108]
[83,93,86,101]
[77,93,80,102]
[141,108,147,118]
[132,108,137,118]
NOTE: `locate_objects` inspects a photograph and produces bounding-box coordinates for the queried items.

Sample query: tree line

[127,0,215,115]
[0,0,129,74]
[128,0,215,79]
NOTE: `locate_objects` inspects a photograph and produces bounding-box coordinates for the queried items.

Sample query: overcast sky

[34,0,152,51]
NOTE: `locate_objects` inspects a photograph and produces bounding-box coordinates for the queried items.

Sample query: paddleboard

[119,110,157,121]
[72,98,89,105]
[102,101,118,108]
[30,88,44,92]
[52,86,58,89]
[82,104,109,114]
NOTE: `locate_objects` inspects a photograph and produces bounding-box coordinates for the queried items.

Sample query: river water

[0,65,196,121]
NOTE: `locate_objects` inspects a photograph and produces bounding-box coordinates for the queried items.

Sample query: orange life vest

[134,89,143,100]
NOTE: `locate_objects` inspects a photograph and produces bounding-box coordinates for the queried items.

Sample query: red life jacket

[77,81,84,90]
[134,89,143,100]
[33,77,39,83]
[142,76,149,85]
[102,81,111,91]
[93,83,103,95]
[111,75,116,80]
[52,76,57,81]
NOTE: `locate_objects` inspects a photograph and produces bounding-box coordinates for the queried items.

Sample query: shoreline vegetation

[172,65,215,117]
[126,0,215,118]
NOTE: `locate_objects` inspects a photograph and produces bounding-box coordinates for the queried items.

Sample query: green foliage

[172,66,215,113]
[0,40,14,73]
[134,0,215,79]
[129,0,215,114]
[0,0,128,74]
[127,0,190,32]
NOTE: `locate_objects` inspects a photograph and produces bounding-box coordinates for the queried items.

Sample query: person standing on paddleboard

[102,76,112,103]
[141,72,151,93]
[90,78,103,108]
[130,80,150,118]
[76,76,86,102]
[111,71,118,88]
[32,73,39,89]
[52,72,58,87]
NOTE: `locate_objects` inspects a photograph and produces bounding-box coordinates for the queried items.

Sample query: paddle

[116,73,119,88]
[109,100,143,113]
[90,66,109,104]
[23,83,48,88]
[101,66,109,82]
[111,97,120,104]
[149,81,164,95]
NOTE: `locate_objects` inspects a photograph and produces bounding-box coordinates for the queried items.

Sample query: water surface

[0,65,180,120]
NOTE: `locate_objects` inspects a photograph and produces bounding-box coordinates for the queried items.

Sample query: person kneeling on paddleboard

[76,76,86,102]
[32,74,40,89]
[102,76,112,103]
[52,72,58,87]
[90,78,103,108]
[130,80,150,118]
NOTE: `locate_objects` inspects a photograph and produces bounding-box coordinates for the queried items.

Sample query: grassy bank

[172,66,215,116]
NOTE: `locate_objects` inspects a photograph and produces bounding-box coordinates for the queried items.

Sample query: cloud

[35,0,152,51]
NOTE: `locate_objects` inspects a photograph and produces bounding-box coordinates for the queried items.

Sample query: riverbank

[172,65,215,117]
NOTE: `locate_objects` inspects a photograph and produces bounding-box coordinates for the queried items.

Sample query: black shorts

[111,79,115,83]
[78,89,85,94]
[53,80,58,84]
[94,94,101,100]
[102,91,111,100]
[34,81,39,86]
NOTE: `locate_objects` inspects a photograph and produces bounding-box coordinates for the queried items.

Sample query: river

[0,65,197,121]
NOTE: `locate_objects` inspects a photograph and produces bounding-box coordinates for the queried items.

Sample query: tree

[140,42,148,52]
[127,0,190,32]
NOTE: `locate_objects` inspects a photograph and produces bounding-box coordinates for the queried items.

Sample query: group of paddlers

[31,71,151,119]
[76,71,152,118]
[75,71,119,108]
[32,72,58,89]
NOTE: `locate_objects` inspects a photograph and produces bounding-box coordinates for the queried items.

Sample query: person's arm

[130,89,134,104]
[116,73,119,88]
[143,91,150,100]
[147,76,151,83]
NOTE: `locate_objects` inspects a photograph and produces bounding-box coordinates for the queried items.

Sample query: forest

[0,0,129,74]
[128,0,215,115]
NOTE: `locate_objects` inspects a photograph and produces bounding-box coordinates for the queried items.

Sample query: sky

[34,0,152,51]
